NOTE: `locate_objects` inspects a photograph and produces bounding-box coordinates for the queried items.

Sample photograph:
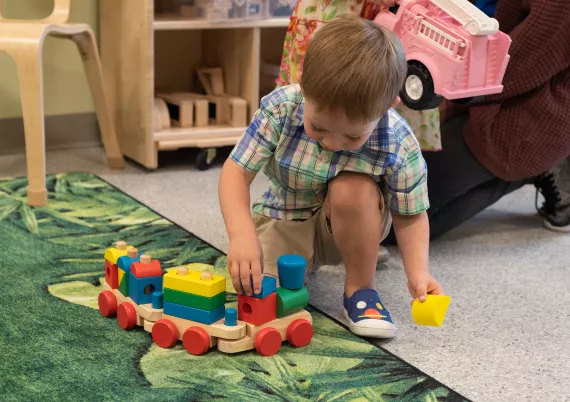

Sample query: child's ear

[391,96,401,108]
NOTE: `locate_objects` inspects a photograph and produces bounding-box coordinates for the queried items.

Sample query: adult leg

[385,114,526,243]
[535,155,570,232]
[324,172,383,297]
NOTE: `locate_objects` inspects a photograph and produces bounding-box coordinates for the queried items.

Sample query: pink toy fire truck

[375,0,511,110]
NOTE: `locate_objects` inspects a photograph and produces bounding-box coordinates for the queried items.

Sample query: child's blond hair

[301,14,407,123]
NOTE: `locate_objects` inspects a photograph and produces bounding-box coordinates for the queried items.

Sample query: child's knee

[329,172,380,213]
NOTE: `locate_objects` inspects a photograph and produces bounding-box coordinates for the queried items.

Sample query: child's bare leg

[325,172,382,297]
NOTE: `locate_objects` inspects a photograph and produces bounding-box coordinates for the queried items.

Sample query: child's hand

[227,232,264,296]
[407,271,444,303]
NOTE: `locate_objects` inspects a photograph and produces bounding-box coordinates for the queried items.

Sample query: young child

[218,14,444,338]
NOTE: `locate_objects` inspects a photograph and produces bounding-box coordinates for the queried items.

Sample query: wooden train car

[98,241,313,356]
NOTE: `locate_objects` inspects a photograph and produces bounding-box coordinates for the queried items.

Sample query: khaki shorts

[253,196,392,278]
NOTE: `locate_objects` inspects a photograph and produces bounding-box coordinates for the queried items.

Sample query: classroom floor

[1,146,568,402]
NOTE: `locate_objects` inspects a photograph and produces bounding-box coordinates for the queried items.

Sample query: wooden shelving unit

[99,0,288,169]
[153,16,290,30]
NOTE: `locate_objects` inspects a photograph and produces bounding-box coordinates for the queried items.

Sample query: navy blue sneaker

[343,289,396,338]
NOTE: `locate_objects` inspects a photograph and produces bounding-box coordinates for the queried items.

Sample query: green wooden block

[163,288,226,311]
[276,286,309,318]
[118,268,129,297]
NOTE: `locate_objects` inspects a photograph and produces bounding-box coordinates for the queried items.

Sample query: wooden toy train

[98,241,313,356]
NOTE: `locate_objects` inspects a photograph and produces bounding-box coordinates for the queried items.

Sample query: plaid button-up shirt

[230,85,429,220]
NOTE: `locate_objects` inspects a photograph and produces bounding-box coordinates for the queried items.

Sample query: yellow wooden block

[163,268,225,297]
[104,241,132,264]
[118,269,124,284]
[411,295,451,327]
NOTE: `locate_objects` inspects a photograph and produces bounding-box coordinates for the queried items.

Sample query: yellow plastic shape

[163,269,225,297]
[411,295,451,327]
[103,242,132,264]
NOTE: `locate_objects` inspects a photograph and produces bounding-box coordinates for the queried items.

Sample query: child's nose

[320,138,337,151]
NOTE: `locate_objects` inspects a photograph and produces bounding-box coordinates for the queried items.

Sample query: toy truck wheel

[255,327,282,356]
[117,302,137,330]
[286,319,313,347]
[183,327,211,355]
[401,62,443,111]
[98,290,117,317]
[152,319,179,348]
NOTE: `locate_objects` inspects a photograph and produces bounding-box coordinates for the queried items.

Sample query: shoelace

[535,172,561,216]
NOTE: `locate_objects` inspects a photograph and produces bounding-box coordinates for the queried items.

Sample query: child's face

[303,98,380,152]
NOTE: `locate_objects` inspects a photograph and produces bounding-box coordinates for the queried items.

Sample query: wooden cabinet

[99,0,288,169]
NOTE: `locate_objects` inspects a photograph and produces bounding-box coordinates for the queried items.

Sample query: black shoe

[534,156,570,233]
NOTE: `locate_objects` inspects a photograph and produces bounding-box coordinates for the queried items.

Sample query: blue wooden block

[225,308,237,326]
[117,254,140,272]
[243,275,277,298]
[163,302,225,325]
[128,272,163,305]
[277,255,306,290]
[152,291,163,309]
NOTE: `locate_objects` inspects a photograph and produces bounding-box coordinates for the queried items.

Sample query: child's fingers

[230,261,243,295]
[416,282,428,302]
[251,259,263,295]
[240,262,253,296]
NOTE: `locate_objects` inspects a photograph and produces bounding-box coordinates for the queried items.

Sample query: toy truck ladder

[416,19,462,57]
[430,0,499,35]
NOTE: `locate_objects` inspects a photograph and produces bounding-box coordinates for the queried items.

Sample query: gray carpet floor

[1,146,568,402]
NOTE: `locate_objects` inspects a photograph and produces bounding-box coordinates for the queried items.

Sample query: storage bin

[177,0,266,20]
[267,0,295,18]
[230,0,266,19]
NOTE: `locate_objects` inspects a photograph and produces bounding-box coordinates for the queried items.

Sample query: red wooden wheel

[117,302,137,330]
[255,327,282,356]
[182,327,211,355]
[98,290,117,317]
[152,319,179,348]
[286,319,313,347]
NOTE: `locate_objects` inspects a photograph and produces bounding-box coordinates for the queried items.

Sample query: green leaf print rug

[0,172,468,401]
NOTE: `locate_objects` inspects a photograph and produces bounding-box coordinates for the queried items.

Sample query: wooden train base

[100,242,314,357]
[99,282,313,356]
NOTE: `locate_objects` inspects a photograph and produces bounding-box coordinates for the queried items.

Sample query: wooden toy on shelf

[152,66,249,171]
[154,67,248,133]
[197,67,225,96]
[196,66,248,127]
[153,98,171,131]
[97,241,314,357]
[157,93,209,128]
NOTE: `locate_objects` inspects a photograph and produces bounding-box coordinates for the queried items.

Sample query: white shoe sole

[543,219,570,233]
[343,310,397,339]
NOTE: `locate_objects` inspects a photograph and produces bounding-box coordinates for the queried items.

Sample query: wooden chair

[0,0,124,206]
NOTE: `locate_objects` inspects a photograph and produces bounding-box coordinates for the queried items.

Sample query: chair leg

[14,46,48,206]
[71,30,125,169]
